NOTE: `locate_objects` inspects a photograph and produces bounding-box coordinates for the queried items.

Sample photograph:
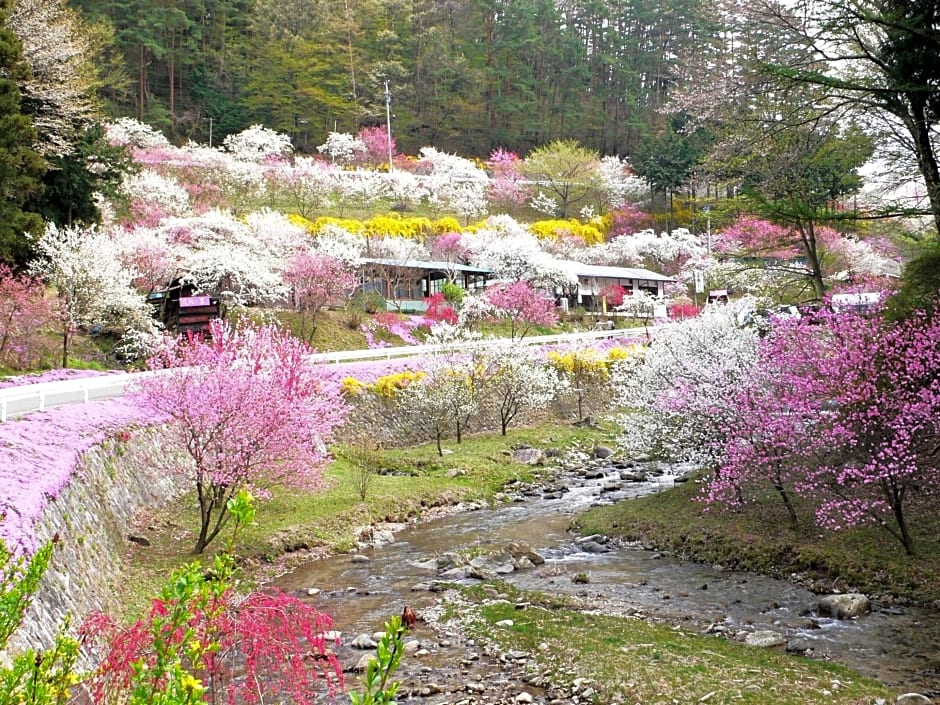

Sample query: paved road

[0,327,646,421]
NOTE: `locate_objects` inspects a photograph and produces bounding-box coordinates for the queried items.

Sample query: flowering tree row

[342,326,634,453]
[614,300,940,555]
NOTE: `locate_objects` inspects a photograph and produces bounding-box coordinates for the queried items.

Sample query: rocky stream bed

[269,447,940,704]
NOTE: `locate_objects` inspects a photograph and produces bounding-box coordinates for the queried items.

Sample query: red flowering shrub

[669,301,701,319]
[424,293,458,325]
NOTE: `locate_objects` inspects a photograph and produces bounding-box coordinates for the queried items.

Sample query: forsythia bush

[547,349,610,379]
[604,346,638,365]
[363,214,433,239]
[529,219,606,245]
[367,370,427,397]
[341,377,367,397]
[310,216,367,234]
[431,217,462,234]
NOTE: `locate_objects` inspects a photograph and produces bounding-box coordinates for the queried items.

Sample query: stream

[272,456,940,701]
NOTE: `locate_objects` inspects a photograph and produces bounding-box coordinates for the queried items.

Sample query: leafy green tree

[632,114,713,227]
[0,0,44,268]
[521,139,603,217]
[712,118,873,298]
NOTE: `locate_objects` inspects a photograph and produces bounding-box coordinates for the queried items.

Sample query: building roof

[557,260,676,282]
[357,258,491,274]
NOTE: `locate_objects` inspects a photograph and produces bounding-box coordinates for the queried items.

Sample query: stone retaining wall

[5,429,186,665]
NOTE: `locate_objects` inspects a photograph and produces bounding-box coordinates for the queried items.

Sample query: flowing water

[273,461,940,698]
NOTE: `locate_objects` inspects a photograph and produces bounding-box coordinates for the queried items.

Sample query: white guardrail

[0,327,644,422]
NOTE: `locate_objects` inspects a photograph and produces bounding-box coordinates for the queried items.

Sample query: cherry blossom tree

[417,147,489,222]
[274,156,340,218]
[139,321,348,553]
[155,211,290,314]
[485,281,558,339]
[317,131,366,165]
[485,148,528,211]
[463,216,575,289]
[284,252,356,342]
[475,340,565,435]
[222,124,293,163]
[354,125,395,168]
[428,232,469,282]
[612,299,761,465]
[28,223,154,368]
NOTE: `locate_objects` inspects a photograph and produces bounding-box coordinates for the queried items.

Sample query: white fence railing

[0,327,648,422]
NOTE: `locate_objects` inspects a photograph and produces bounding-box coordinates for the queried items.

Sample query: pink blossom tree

[485,281,558,340]
[283,252,357,343]
[138,321,348,553]
[0,265,54,370]
[709,308,940,555]
[355,125,396,168]
[485,148,528,212]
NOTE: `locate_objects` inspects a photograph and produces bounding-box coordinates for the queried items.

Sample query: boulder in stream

[818,593,871,620]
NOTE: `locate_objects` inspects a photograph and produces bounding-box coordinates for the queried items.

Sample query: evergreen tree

[0,0,45,268]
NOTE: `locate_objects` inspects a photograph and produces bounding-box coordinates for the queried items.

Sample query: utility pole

[703,205,712,256]
[384,80,393,172]
[207,116,213,149]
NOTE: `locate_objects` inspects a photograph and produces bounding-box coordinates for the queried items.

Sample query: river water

[272,459,940,697]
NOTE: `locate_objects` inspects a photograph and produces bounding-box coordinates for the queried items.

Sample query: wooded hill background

[71,0,716,157]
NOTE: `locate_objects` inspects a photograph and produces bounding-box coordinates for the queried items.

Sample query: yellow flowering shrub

[605,346,640,365]
[368,370,427,397]
[311,216,366,234]
[287,213,318,233]
[363,214,434,239]
[530,219,605,245]
[547,349,609,380]
[341,377,367,397]
[431,216,463,234]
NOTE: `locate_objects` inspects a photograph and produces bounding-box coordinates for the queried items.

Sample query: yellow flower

[180,674,203,692]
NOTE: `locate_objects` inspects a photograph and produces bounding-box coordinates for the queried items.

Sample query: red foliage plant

[79,586,343,705]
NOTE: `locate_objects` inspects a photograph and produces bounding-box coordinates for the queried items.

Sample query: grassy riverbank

[576,473,940,607]
[441,583,891,705]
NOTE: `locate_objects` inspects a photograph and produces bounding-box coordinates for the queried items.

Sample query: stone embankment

[4,430,186,665]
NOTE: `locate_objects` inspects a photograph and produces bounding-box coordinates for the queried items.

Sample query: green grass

[447,582,891,705]
[576,474,940,606]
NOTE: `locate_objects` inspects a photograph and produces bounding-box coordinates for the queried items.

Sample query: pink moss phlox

[0,395,157,556]
[0,368,124,390]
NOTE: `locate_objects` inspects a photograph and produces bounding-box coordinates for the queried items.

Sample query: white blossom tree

[612,299,761,465]
[316,131,366,165]
[475,339,566,434]
[310,223,366,264]
[463,216,575,289]
[223,125,293,163]
[28,223,154,367]
[6,0,97,155]
[105,118,171,149]
[155,211,289,314]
